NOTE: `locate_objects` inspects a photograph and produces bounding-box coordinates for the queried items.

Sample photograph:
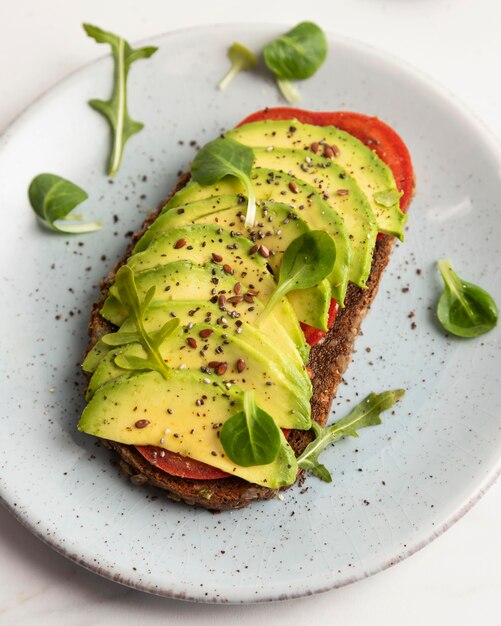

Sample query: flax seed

[216,362,228,376]
[258,245,270,258]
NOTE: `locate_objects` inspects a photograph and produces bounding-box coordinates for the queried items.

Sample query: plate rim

[1,22,500,603]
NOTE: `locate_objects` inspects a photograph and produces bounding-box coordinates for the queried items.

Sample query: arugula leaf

[191,137,257,227]
[437,259,498,337]
[219,391,281,466]
[298,389,405,482]
[259,231,336,323]
[111,266,179,378]
[263,22,328,104]
[83,23,158,176]
[218,42,258,90]
[28,173,102,234]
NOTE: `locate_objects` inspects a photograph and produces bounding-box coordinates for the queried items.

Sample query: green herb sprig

[263,22,328,104]
[83,23,158,176]
[191,137,257,227]
[298,389,405,482]
[218,42,257,90]
[437,259,498,338]
[28,173,102,234]
[219,391,281,466]
[259,231,336,323]
[103,265,179,378]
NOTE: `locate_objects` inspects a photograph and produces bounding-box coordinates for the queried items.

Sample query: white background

[1,0,500,623]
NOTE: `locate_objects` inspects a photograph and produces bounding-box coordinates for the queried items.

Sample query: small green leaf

[263,22,327,104]
[191,137,257,227]
[102,331,141,346]
[28,173,102,234]
[373,189,403,208]
[150,319,181,347]
[218,42,257,90]
[114,266,179,378]
[219,391,281,466]
[437,259,498,337]
[298,389,405,481]
[83,23,158,176]
[259,231,336,323]
[114,353,155,371]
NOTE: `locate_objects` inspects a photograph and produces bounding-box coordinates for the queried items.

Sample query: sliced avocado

[227,119,407,239]
[128,224,276,292]
[100,261,309,362]
[164,168,351,304]
[78,370,298,488]
[86,322,311,429]
[129,222,330,330]
[104,300,307,378]
[86,300,307,376]
[82,339,110,373]
[250,147,377,288]
[134,194,243,253]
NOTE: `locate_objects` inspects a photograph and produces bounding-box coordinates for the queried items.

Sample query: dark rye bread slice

[86,173,398,511]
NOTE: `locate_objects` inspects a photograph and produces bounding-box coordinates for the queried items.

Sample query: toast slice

[83,111,414,510]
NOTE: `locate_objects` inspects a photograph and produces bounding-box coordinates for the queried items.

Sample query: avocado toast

[79,108,414,510]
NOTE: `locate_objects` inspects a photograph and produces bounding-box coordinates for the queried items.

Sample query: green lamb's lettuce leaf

[298,389,405,482]
[437,259,498,338]
[263,22,328,104]
[259,231,336,323]
[28,173,102,234]
[83,23,158,176]
[191,137,257,227]
[219,391,281,466]
[218,42,258,90]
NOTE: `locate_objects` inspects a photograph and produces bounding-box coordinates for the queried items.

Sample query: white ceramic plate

[0,24,500,603]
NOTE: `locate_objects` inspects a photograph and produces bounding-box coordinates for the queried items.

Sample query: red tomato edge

[136,107,415,480]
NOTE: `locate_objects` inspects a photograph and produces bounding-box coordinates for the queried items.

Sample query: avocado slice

[100,261,309,362]
[82,338,110,373]
[78,370,298,488]
[84,299,308,376]
[86,322,311,429]
[134,194,242,253]
[227,119,407,239]
[129,222,330,331]
[128,224,276,291]
[250,147,377,288]
[164,168,351,304]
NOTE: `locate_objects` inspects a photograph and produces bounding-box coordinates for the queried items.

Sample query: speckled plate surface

[0,24,500,603]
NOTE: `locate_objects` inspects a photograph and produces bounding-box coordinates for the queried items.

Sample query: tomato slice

[134,109,414,479]
[136,445,230,479]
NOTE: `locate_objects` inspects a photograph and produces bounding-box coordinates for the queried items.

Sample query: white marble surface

[1,0,500,623]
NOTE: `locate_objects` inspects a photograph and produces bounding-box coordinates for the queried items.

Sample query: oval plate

[0,24,500,603]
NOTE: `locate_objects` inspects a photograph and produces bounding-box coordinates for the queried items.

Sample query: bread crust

[86,173,398,511]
